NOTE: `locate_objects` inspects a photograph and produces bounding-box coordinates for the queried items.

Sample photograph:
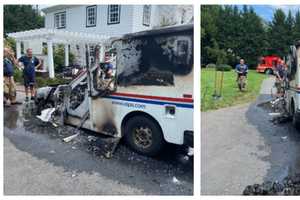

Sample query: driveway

[4,91,193,195]
[201,77,300,195]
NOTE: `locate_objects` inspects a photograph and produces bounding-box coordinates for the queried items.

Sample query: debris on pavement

[71,173,77,178]
[49,150,56,154]
[258,99,291,125]
[87,136,98,142]
[281,136,288,141]
[36,108,56,122]
[62,111,89,143]
[243,174,300,195]
[172,176,181,185]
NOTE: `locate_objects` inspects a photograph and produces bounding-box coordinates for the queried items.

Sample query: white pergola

[8,28,109,78]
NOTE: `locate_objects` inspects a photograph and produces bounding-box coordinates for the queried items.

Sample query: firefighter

[274,60,287,97]
[3,47,21,106]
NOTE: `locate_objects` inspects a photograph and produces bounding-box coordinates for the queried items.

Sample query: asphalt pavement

[201,77,300,195]
[4,91,193,195]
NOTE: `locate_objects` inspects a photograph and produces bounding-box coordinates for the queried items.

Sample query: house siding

[45,5,136,37]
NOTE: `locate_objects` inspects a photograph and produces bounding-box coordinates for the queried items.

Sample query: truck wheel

[291,101,300,131]
[124,116,165,156]
[265,69,273,75]
[292,115,300,131]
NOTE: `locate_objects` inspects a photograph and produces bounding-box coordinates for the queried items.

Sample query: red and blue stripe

[105,92,194,109]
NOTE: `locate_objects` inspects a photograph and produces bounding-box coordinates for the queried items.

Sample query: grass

[201,68,267,111]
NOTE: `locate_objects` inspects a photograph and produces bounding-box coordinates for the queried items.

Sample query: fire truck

[256,55,283,74]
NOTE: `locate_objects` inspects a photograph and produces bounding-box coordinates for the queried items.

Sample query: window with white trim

[143,5,151,26]
[54,12,66,29]
[108,5,120,24]
[86,5,97,27]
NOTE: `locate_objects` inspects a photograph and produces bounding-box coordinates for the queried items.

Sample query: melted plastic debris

[243,174,300,195]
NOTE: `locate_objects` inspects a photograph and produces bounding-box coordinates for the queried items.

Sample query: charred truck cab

[285,40,300,130]
[36,24,194,156]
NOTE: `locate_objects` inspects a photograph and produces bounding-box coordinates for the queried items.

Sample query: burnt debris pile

[243,174,300,195]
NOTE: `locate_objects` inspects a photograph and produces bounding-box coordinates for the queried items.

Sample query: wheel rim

[133,126,153,149]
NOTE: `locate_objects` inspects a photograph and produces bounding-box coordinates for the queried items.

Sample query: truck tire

[124,116,165,156]
[291,101,300,131]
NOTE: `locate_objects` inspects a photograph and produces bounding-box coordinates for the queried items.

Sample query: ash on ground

[243,174,300,195]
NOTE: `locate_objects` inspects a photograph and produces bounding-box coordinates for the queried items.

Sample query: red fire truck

[256,55,283,74]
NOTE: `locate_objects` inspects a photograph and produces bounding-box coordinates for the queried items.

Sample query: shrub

[4,37,16,52]
[216,64,232,71]
[43,44,75,72]
[206,63,216,68]
[13,67,23,83]
[36,76,70,88]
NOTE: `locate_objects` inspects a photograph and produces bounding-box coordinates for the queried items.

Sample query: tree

[4,5,44,36]
[237,6,267,67]
[201,5,222,65]
[268,9,288,57]
[294,11,300,42]
[201,5,266,68]
[286,10,295,45]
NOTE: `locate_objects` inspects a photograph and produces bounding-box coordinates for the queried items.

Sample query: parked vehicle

[35,24,194,156]
[256,55,283,74]
[284,41,300,130]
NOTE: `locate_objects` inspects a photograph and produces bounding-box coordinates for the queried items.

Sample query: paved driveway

[201,77,300,195]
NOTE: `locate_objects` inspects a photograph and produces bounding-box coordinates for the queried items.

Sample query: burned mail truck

[36,24,194,156]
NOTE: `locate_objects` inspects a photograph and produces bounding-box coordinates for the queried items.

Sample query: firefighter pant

[4,76,17,103]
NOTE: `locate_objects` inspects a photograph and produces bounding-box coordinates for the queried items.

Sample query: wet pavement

[4,93,193,195]
[201,77,300,195]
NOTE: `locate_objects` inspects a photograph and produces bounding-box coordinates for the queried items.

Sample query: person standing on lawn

[17,48,41,101]
[3,47,21,106]
[235,59,248,81]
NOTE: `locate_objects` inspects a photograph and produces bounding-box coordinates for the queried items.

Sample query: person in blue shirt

[17,48,41,101]
[3,47,21,106]
[274,60,287,97]
[235,59,248,81]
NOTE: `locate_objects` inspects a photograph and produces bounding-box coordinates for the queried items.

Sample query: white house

[42,5,193,36]
[8,5,193,78]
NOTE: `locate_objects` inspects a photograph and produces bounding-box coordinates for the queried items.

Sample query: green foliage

[201,5,300,69]
[201,69,266,111]
[44,45,75,72]
[294,11,300,41]
[13,67,23,83]
[206,63,216,68]
[4,5,44,36]
[216,64,232,71]
[35,76,70,88]
[4,37,16,52]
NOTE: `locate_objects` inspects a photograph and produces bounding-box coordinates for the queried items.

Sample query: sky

[37,4,300,21]
[238,5,300,22]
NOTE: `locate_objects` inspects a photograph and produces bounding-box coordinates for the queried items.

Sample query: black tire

[292,114,300,131]
[123,115,165,156]
[265,68,273,75]
[291,101,300,131]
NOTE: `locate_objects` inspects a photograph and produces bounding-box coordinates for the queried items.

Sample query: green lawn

[201,68,266,111]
